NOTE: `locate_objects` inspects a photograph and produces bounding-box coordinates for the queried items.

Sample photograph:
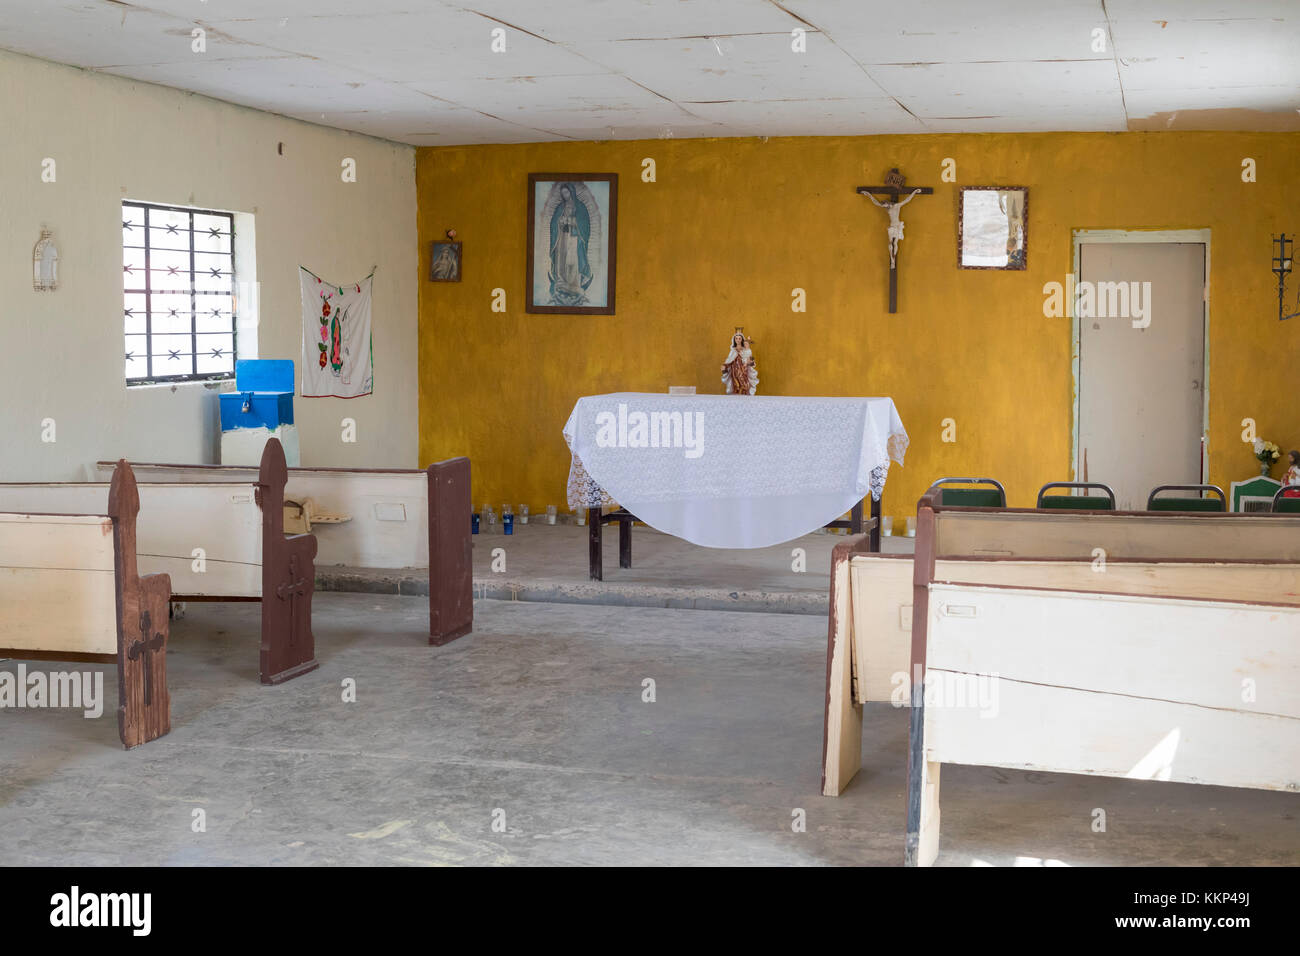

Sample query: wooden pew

[95,453,473,646]
[822,496,1300,797]
[0,461,172,748]
[1,440,317,684]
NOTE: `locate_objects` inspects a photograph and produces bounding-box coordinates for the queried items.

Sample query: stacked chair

[927,477,1007,507]
[1146,484,1226,512]
[1273,485,1300,514]
[1035,481,1115,510]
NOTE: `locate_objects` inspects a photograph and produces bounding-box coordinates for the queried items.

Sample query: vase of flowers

[1254,439,1281,476]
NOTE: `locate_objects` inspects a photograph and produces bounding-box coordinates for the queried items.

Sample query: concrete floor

[320,523,915,615]
[2,593,1295,866]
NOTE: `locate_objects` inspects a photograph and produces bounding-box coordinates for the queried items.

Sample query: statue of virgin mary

[721,330,758,395]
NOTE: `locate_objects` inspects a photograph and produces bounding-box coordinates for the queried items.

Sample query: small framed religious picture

[958,186,1028,270]
[429,239,462,282]
[526,173,618,314]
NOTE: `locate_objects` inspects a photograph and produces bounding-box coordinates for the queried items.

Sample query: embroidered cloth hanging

[300,266,374,398]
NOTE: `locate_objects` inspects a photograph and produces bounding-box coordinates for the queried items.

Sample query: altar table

[563,393,908,575]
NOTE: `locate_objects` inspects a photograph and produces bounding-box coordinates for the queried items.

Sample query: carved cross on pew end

[129,610,166,707]
[857,168,934,314]
[276,553,309,651]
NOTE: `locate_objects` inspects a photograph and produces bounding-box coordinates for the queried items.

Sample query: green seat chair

[1146,484,1227,513]
[1036,481,1116,511]
[929,477,1007,508]
[1272,485,1300,514]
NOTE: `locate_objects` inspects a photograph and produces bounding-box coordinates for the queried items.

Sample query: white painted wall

[0,49,418,480]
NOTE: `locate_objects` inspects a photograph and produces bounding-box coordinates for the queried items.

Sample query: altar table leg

[849,500,863,535]
[870,496,882,553]
[618,517,632,569]
[588,507,603,581]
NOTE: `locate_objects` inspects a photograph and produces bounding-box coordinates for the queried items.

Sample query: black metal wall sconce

[1273,234,1297,321]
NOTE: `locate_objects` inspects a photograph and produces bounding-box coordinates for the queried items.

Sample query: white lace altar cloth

[563,393,908,549]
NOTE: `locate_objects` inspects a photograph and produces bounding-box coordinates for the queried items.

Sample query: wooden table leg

[849,500,863,535]
[588,507,603,581]
[619,517,632,569]
[870,495,882,553]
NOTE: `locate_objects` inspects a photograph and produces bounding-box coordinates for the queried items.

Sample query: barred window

[122,201,237,384]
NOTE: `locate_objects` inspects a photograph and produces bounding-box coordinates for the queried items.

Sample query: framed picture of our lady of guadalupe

[526,173,618,315]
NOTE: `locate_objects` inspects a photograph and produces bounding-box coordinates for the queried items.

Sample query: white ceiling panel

[571,33,874,103]
[197,9,605,84]
[0,0,1294,143]
[408,72,689,116]
[684,97,926,135]
[872,59,1124,118]
[453,0,804,42]
[1112,17,1300,91]
[785,0,1113,64]
[0,1,268,68]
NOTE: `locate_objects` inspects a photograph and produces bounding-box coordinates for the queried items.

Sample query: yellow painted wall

[417,132,1299,518]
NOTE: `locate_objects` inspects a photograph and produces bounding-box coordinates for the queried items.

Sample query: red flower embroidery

[318,351,328,368]
[322,301,331,317]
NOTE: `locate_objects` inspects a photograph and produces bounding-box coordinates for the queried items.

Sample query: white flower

[1254,438,1265,454]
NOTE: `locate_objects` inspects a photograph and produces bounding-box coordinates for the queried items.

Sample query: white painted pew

[907,583,1300,866]
[3,440,317,684]
[96,451,475,646]
[96,461,429,569]
[0,461,172,747]
[822,503,1300,797]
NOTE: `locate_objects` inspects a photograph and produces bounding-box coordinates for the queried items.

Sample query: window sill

[127,379,234,392]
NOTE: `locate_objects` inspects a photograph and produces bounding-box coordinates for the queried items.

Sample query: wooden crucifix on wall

[857,168,933,313]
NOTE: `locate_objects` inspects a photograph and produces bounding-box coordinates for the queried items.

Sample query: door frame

[1071,228,1211,485]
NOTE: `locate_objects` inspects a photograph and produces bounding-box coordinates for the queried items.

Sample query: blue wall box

[220,359,295,432]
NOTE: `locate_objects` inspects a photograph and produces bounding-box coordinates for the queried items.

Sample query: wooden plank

[100,462,430,569]
[933,558,1300,606]
[0,483,262,596]
[904,498,939,866]
[925,674,1300,792]
[927,584,1300,717]
[0,518,118,655]
[428,457,472,646]
[935,509,1300,561]
[847,555,914,702]
[849,556,1300,705]
[822,537,868,796]
[0,512,114,570]
[0,567,117,655]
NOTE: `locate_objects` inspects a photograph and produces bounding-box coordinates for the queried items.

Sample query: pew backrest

[96,461,429,568]
[0,482,263,597]
[929,504,1300,560]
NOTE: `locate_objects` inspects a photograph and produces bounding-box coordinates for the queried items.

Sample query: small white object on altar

[563,393,908,549]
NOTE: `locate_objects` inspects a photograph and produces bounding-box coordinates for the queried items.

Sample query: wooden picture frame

[958,186,1028,270]
[526,173,618,314]
[429,241,462,282]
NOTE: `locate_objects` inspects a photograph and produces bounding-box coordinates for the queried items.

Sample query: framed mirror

[958,186,1027,270]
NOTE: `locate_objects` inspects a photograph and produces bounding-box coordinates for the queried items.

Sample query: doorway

[1073,230,1209,510]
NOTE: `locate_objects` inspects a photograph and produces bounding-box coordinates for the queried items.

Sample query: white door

[1077,242,1205,510]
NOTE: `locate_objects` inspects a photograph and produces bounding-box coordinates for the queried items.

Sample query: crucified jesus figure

[865,188,922,268]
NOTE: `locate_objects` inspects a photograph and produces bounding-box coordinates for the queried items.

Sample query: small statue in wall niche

[721,328,758,395]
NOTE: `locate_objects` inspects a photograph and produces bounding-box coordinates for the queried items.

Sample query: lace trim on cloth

[888,431,909,468]
[567,453,619,510]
